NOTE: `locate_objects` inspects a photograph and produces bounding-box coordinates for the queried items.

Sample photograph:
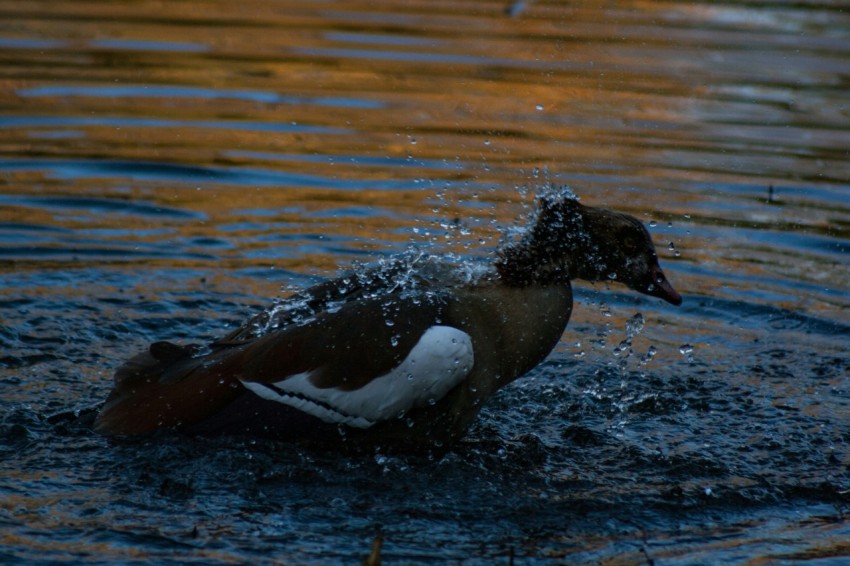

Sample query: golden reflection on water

[4,2,847,189]
[1,1,847,320]
[2,2,850,563]
[1,1,848,336]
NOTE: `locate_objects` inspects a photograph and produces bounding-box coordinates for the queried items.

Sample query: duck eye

[620,232,640,252]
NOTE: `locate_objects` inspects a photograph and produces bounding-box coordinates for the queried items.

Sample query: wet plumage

[95,194,681,450]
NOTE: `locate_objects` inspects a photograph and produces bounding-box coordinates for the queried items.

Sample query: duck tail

[94,341,245,437]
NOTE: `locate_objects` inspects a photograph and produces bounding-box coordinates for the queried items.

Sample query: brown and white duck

[94,192,681,450]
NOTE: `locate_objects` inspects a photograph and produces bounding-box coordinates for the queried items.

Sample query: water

[2,1,849,562]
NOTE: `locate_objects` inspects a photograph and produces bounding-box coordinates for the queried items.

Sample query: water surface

[2,1,849,563]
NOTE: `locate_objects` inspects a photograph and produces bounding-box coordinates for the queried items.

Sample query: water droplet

[428,398,437,406]
[385,319,395,327]
[649,220,657,228]
[406,417,415,428]
[613,339,631,357]
[608,272,617,280]
[665,241,681,258]
[640,345,657,365]
[626,313,645,337]
[679,343,693,356]
[483,139,491,146]
[535,104,544,111]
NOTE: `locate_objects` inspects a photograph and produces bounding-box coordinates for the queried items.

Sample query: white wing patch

[239,325,474,428]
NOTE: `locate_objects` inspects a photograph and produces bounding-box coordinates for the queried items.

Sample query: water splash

[668,241,681,257]
[640,345,657,366]
[625,313,645,338]
[609,313,644,375]
[679,343,695,363]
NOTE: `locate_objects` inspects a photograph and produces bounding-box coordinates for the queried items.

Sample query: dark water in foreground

[2,1,850,563]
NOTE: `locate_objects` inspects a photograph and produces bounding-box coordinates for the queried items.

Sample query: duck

[94,190,682,450]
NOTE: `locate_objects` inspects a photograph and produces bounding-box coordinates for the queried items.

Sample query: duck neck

[495,202,607,287]
[495,217,602,288]
[494,242,572,287]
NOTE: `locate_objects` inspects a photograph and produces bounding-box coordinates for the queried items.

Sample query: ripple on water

[1,0,849,563]
[16,85,386,109]
[0,158,448,191]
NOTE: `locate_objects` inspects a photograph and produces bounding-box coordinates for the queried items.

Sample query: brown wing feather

[232,295,444,391]
[218,257,417,344]
[95,294,444,436]
[94,342,248,436]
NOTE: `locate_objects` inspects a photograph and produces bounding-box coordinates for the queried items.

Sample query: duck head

[496,193,682,306]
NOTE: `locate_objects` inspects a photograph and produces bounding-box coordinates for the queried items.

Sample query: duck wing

[95,293,474,436]
[217,255,423,345]
[236,296,474,429]
[94,338,250,436]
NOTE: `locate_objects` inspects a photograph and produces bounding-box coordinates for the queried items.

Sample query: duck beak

[644,263,682,306]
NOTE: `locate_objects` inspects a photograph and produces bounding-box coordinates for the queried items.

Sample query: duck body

[95,193,681,450]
